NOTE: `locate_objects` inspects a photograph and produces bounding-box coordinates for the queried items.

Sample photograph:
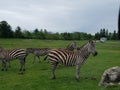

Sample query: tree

[105,29,109,38]
[0,21,13,38]
[23,30,32,39]
[100,29,103,37]
[102,28,106,37]
[62,32,72,40]
[111,30,118,40]
[39,29,45,39]
[95,32,100,40]
[14,26,24,38]
[33,28,39,39]
[100,28,106,37]
[34,28,39,34]
[72,32,81,40]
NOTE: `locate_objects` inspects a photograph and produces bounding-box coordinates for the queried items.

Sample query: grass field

[0,39,120,90]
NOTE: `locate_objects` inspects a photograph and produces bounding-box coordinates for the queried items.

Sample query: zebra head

[88,40,98,56]
[0,47,3,52]
[66,41,77,51]
[26,48,35,53]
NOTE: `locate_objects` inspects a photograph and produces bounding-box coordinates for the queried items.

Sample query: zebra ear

[93,40,97,44]
[89,40,93,43]
[89,40,96,44]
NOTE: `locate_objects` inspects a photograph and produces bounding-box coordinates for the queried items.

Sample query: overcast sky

[0,0,119,34]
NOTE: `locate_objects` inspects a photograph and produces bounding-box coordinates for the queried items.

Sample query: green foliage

[0,21,93,40]
[14,26,24,38]
[0,39,120,90]
[0,21,119,40]
[0,21,13,38]
[95,28,118,40]
[23,30,32,39]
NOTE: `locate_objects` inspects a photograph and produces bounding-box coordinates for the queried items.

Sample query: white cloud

[0,0,119,34]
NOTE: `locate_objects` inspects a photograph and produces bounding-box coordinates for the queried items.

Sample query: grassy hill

[0,39,120,90]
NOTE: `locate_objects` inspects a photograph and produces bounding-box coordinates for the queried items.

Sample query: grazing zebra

[26,48,50,63]
[66,41,77,51]
[44,40,98,80]
[0,48,28,72]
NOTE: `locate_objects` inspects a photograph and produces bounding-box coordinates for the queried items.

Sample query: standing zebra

[26,42,77,64]
[26,48,50,63]
[44,40,98,80]
[66,41,77,51]
[0,48,28,72]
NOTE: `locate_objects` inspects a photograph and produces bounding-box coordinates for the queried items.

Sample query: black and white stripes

[0,48,28,72]
[48,49,77,66]
[0,40,98,77]
[45,40,98,80]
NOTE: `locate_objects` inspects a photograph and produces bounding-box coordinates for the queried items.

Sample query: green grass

[0,39,120,90]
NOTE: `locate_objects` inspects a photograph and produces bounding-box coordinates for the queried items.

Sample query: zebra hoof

[51,77,56,80]
[18,71,24,75]
[19,69,22,71]
[75,77,80,82]
[23,69,26,71]
[18,72,23,75]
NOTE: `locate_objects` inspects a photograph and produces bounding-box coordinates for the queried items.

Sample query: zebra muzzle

[93,52,98,56]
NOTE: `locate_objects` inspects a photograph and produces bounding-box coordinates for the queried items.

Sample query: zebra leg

[19,59,25,71]
[19,60,22,71]
[22,58,26,71]
[33,55,36,64]
[8,61,11,68]
[1,60,5,71]
[1,60,7,71]
[76,64,81,81]
[37,56,41,63]
[51,62,58,79]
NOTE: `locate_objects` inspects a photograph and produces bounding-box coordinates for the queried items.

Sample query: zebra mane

[77,42,89,50]
[77,40,94,51]
[66,41,77,51]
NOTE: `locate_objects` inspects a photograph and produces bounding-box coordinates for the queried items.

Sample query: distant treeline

[0,21,119,40]
[95,29,118,40]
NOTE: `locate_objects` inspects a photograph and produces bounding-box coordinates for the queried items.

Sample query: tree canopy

[0,21,118,40]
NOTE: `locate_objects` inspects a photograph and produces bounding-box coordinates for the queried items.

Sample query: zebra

[26,41,77,64]
[26,48,50,63]
[44,40,98,80]
[0,47,28,72]
[66,41,77,51]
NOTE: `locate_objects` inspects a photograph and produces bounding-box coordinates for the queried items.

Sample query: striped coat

[49,49,81,66]
[0,48,28,72]
[45,40,98,80]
